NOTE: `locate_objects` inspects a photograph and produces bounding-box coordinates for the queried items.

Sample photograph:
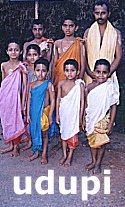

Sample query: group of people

[0,1,122,174]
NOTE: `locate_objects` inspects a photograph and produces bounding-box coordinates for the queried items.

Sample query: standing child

[27,57,55,163]
[23,19,53,63]
[85,59,118,174]
[52,16,86,151]
[0,38,27,157]
[20,44,41,151]
[56,59,84,167]
[25,44,41,83]
[53,16,85,86]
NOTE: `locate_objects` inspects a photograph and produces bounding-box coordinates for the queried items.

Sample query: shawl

[59,79,84,140]
[86,21,117,84]
[29,80,50,153]
[54,38,81,86]
[86,80,118,136]
[0,63,27,143]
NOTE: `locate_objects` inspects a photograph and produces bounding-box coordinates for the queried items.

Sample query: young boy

[23,19,53,62]
[85,59,118,174]
[53,15,85,86]
[52,16,86,151]
[56,59,84,167]
[27,57,55,163]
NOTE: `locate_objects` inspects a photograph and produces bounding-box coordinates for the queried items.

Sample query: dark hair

[94,1,110,13]
[34,57,49,71]
[64,59,79,71]
[32,19,45,28]
[6,37,22,50]
[94,59,110,72]
[26,44,41,56]
[61,15,77,26]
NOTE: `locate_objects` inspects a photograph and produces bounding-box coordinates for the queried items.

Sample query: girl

[0,38,27,157]
[20,44,41,151]
[25,44,41,83]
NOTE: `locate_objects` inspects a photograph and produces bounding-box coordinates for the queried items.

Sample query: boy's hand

[108,72,112,78]
[27,115,30,124]
[21,104,26,115]
[22,109,26,116]
[82,118,86,131]
[79,116,83,131]
[56,114,60,125]
[106,122,113,135]
[49,114,53,125]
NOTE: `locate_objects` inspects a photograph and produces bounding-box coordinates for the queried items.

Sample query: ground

[0,124,125,207]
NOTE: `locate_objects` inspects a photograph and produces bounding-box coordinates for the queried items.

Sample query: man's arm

[109,30,122,76]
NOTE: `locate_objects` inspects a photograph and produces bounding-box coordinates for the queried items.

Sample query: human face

[35,64,47,81]
[6,43,21,59]
[93,4,110,25]
[62,20,78,36]
[64,64,78,80]
[32,24,44,39]
[26,49,40,64]
[94,64,109,84]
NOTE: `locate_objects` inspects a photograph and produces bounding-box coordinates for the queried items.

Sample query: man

[23,19,53,62]
[84,1,122,86]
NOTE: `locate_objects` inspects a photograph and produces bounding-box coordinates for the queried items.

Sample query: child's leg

[28,150,39,161]
[93,145,106,174]
[21,124,32,151]
[10,137,21,157]
[64,147,74,167]
[86,148,97,171]
[52,133,62,152]
[41,130,48,165]
[59,140,67,165]
[21,137,32,152]
[0,141,13,154]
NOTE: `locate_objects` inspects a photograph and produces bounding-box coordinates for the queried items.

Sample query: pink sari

[0,64,27,144]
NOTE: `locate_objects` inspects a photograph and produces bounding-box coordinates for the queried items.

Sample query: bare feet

[20,137,29,144]
[93,165,101,174]
[52,142,62,152]
[10,147,20,157]
[86,162,95,171]
[64,158,71,167]
[21,141,32,152]
[28,151,39,161]
[41,156,48,165]
[59,157,67,165]
[0,146,13,154]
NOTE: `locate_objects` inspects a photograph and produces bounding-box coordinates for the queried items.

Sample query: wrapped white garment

[59,79,84,140]
[86,80,118,136]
